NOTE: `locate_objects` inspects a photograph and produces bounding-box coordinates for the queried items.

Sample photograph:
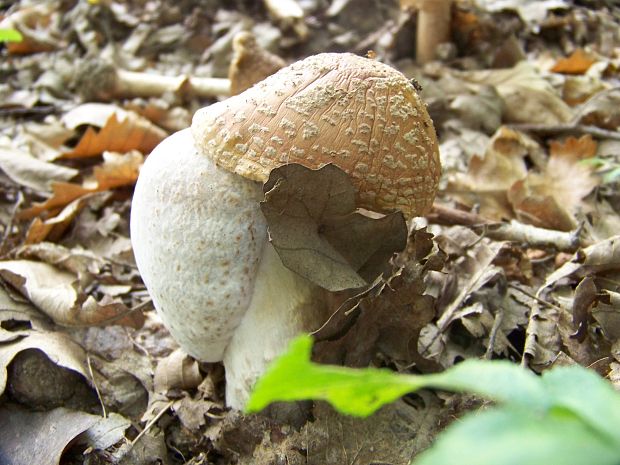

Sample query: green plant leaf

[0,28,23,43]
[245,335,422,416]
[413,408,620,465]
[246,335,547,417]
[247,336,620,465]
[540,366,620,446]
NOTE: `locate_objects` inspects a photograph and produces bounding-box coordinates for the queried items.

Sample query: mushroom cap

[192,53,441,219]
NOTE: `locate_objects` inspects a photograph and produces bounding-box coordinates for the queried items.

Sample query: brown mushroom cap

[192,53,440,218]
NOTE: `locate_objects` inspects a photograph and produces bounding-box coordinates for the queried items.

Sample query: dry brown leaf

[0,405,99,465]
[315,229,444,370]
[0,331,89,396]
[551,48,597,75]
[19,182,90,219]
[507,178,577,231]
[20,151,142,225]
[0,4,63,55]
[0,260,143,328]
[261,164,408,291]
[450,127,531,220]
[24,193,111,244]
[60,104,167,159]
[0,146,78,193]
[457,62,573,124]
[229,31,286,95]
[87,150,143,191]
[508,136,598,231]
[153,348,202,392]
[435,229,505,331]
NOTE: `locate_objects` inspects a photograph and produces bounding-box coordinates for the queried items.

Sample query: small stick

[508,123,620,141]
[87,354,107,418]
[131,400,174,446]
[429,203,585,252]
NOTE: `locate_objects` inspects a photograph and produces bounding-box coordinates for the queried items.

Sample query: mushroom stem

[415,0,452,64]
[223,243,327,409]
[77,60,230,101]
[131,128,326,409]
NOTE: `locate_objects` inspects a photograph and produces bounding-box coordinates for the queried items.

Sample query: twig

[87,353,107,418]
[429,204,585,252]
[131,400,173,446]
[507,123,620,141]
[0,191,24,256]
[508,283,563,312]
[481,221,584,252]
[485,307,504,360]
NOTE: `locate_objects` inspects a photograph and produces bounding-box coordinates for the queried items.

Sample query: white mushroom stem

[412,0,452,64]
[130,129,327,409]
[224,244,327,409]
[77,60,231,101]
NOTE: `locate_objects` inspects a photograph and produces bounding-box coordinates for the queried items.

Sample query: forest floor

[1,0,620,464]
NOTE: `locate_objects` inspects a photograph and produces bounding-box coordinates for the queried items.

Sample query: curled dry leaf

[0,260,143,328]
[315,229,445,370]
[0,146,78,193]
[60,103,167,159]
[261,164,408,292]
[0,405,99,465]
[154,348,202,392]
[20,150,142,223]
[0,330,88,397]
[228,31,286,95]
[457,62,573,124]
[508,135,598,231]
[450,126,530,220]
[551,48,597,75]
[24,192,112,244]
[0,3,63,55]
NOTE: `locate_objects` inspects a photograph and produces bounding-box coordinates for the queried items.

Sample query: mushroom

[76,59,231,101]
[130,53,441,409]
[228,31,286,96]
[401,0,453,64]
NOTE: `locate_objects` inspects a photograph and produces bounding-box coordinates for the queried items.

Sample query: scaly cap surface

[192,53,440,218]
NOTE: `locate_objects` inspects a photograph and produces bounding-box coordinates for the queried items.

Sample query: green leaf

[245,335,422,416]
[413,408,620,465]
[0,28,23,43]
[247,336,620,465]
[541,367,620,446]
[246,335,547,417]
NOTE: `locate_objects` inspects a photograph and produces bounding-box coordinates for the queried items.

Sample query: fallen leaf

[0,331,89,397]
[450,127,531,220]
[0,405,99,465]
[0,146,78,193]
[79,412,132,450]
[551,49,597,75]
[154,348,202,392]
[475,0,568,26]
[315,229,444,371]
[60,104,167,159]
[523,302,563,370]
[572,276,598,342]
[7,348,98,410]
[458,62,573,124]
[20,151,142,223]
[19,181,90,219]
[593,290,620,340]
[24,193,112,244]
[508,136,598,231]
[0,260,144,328]
[261,164,408,291]
[436,232,505,331]
[0,4,63,55]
